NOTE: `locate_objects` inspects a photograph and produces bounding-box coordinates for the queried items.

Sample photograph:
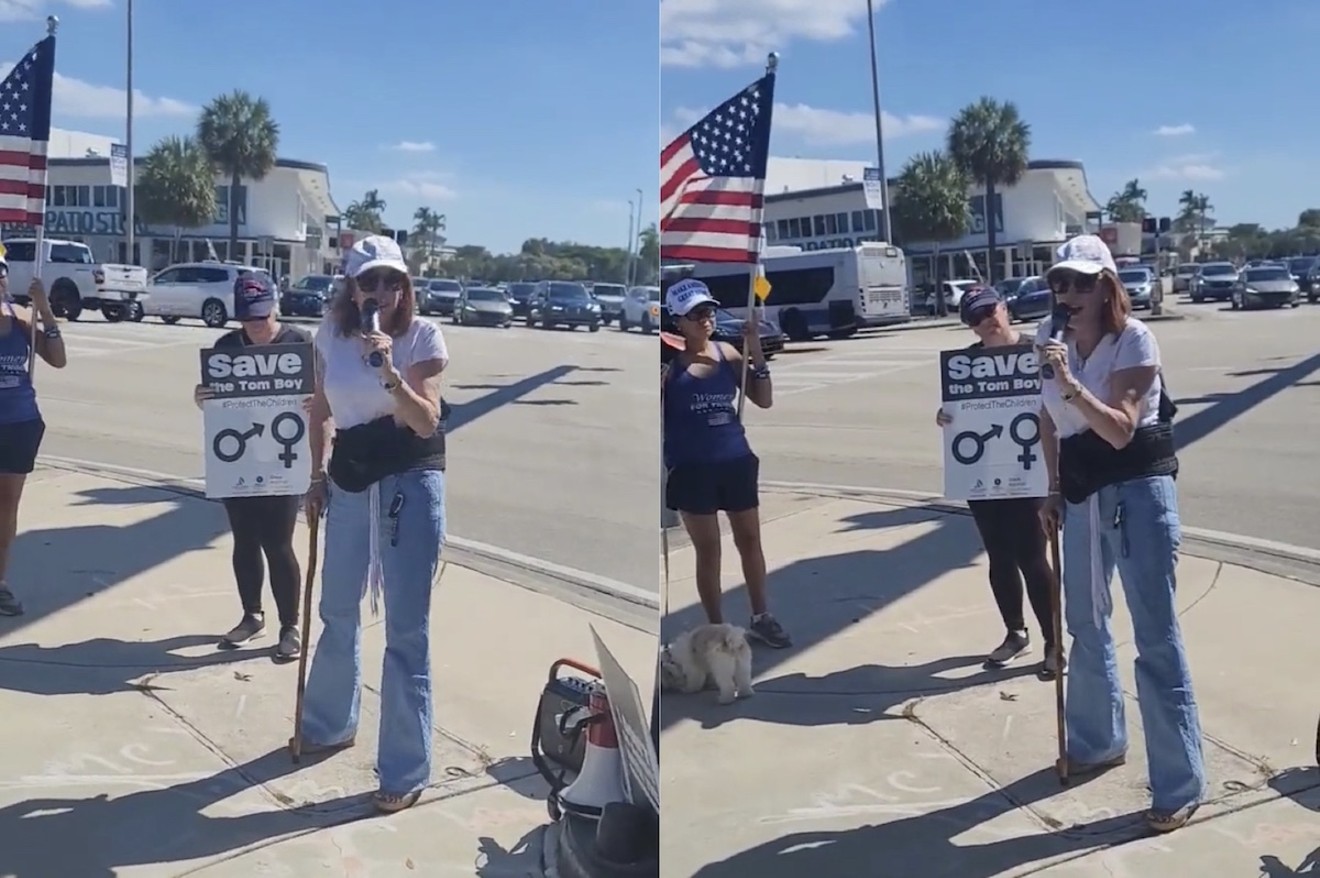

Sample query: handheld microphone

[1040,302,1072,379]
[361,298,384,368]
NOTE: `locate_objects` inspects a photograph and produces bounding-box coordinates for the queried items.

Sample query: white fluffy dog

[659,623,754,705]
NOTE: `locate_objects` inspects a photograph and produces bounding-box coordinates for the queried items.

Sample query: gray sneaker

[221,614,265,645]
[0,587,23,616]
[275,626,301,660]
[986,630,1030,666]
[747,613,791,649]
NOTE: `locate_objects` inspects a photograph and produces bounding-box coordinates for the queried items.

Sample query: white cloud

[1146,152,1225,181]
[377,171,457,201]
[1154,123,1195,137]
[386,140,435,153]
[0,0,109,22]
[667,102,943,147]
[0,64,194,118]
[660,0,886,68]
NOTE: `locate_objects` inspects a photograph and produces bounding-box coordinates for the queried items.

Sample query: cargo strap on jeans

[366,482,384,617]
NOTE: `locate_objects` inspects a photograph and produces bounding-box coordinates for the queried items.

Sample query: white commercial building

[763,156,1103,286]
[2,128,343,278]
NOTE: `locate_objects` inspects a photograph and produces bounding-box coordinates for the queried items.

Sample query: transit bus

[661,243,910,341]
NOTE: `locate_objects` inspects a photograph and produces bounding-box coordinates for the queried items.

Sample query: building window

[834,212,848,234]
[851,210,865,233]
[763,221,776,242]
[824,214,838,235]
[777,219,789,240]
[813,215,826,237]
[52,185,65,206]
[864,210,878,232]
[788,217,801,238]
[75,185,90,207]
[93,185,106,208]
[107,187,119,209]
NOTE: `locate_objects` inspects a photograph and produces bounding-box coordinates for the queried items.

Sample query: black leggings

[222,495,300,628]
[967,498,1055,647]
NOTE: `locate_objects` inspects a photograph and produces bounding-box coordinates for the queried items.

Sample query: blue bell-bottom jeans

[1061,474,1206,814]
[301,469,446,795]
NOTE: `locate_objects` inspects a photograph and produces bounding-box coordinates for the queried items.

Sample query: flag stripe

[0,37,55,228]
[660,243,760,264]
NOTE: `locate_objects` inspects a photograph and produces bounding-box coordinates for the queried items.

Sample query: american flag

[660,71,775,264]
[0,35,55,227]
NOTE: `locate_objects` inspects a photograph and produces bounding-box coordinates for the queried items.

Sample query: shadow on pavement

[476,829,549,876]
[0,634,270,696]
[1176,352,1320,450]
[689,769,1143,878]
[664,654,1039,730]
[0,745,366,877]
[660,505,984,732]
[446,364,578,432]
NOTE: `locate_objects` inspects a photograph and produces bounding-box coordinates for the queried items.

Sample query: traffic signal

[1142,217,1155,234]
[1142,217,1173,234]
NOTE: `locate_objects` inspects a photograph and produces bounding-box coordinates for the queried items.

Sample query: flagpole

[28,16,57,377]
[738,52,777,419]
[125,0,135,266]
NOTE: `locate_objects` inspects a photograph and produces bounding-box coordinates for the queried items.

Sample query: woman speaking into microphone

[298,235,449,814]
[1036,234,1204,833]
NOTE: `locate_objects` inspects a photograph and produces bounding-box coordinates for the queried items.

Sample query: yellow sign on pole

[753,274,771,301]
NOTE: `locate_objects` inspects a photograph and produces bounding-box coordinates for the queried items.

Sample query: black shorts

[0,417,44,475]
[665,453,759,515]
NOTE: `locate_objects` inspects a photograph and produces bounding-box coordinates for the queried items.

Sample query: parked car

[1117,266,1154,309]
[143,261,275,327]
[660,305,784,358]
[504,281,537,317]
[619,285,661,333]
[589,282,626,325]
[1190,262,1238,303]
[993,277,1029,301]
[1231,265,1300,310]
[1286,256,1318,288]
[280,273,335,317]
[418,278,462,316]
[453,285,514,327]
[526,280,601,330]
[1173,262,1201,294]
[3,237,148,322]
[1007,276,1050,323]
[1305,264,1320,303]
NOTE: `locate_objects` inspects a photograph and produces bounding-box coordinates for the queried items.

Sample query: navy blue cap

[234,274,275,320]
[959,286,1001,324]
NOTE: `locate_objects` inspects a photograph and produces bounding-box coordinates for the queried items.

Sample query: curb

[35,455,659,614]
[758,479,1320,584]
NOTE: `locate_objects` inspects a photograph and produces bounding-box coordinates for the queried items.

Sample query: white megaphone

[558,682,627,818]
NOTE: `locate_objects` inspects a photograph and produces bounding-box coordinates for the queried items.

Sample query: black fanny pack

[328,406,448,493]
[1058,421,1177,505]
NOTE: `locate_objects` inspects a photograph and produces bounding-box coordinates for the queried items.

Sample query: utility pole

[125,0,135,264]
[865,0,893,244]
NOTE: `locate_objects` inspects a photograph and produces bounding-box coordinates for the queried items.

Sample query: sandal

[287,735,356,756]
[1147,802,1198,833]
[373,789,422,813]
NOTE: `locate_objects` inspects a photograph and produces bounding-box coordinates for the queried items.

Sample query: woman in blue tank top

[662,278,790,649]
[0,259,67,617]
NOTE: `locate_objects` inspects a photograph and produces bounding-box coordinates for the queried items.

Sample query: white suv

[143,262,275,327]
[618,285,660,333]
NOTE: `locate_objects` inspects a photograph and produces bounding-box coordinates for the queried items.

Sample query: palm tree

[636,223,658,284]
[947,97,1031,283]
[196,90,280,259]
[344,189,387,233]
[1105,178,1148,223]
[891,151,971,317]
[135,136,217,265]
[1177,189,1214,253]
[411,206,447,262]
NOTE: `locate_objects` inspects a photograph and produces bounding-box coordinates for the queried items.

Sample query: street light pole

[625,199,635,286]
[632,186,643,286]
[125,0,135,265]
[865,0,893,244]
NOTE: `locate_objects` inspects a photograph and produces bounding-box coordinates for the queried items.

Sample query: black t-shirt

[214,323,312,349]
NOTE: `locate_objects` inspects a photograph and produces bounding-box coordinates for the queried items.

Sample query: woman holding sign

[298,235,448,814]
[934,287,1058,676]
[0,256,64,617]
[193,275,310,659]
[1036,234,1203,833]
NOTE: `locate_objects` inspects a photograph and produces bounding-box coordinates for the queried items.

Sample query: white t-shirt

[315,318,449,429]
[1035,316,1162,439]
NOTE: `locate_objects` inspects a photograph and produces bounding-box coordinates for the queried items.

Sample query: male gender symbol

[951,424,1002,465]
[1008,412,1040,470]
[270,411,306,469]
[212,423,263,463]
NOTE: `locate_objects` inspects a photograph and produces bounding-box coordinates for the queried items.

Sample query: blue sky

[0,0,657,254]
[661,0,1320,231]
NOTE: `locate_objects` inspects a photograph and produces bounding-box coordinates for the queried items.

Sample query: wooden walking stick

[290,507,320,764]
[1047,525,1069,785]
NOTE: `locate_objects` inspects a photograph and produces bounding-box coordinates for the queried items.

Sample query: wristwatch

[751,363,771,380]
[43,326,61,339]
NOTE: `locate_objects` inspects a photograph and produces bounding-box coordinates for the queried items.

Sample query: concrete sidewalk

[659,489,1320,877]
[0,467,654,877]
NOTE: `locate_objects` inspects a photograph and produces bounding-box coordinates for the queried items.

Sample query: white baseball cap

[342,235,408,278]
[1047,234,1118,278]
[665,278,718,316]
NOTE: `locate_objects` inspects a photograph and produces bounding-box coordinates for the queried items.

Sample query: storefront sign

[10,209,148,237]
[801,234,881,252]
[969,194,1005,236]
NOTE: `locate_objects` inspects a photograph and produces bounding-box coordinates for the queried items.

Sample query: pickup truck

[3,237,149,322]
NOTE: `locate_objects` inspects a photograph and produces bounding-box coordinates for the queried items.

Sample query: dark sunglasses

[1048,270,1100,295]
[356,270,405,294]
[683,305,716,321]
